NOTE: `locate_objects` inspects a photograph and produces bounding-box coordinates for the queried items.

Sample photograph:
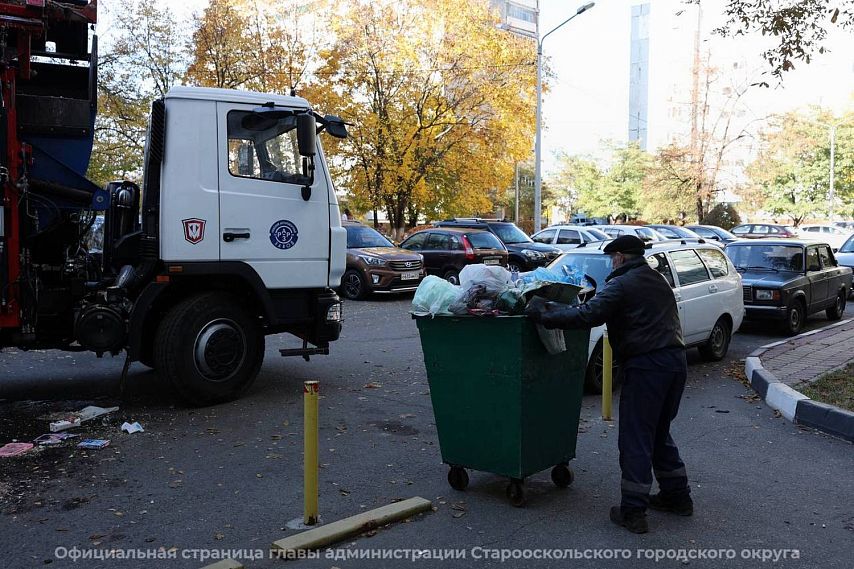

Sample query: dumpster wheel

[551,464,574,488]
[448,466,469,491]
[506,479,526,507]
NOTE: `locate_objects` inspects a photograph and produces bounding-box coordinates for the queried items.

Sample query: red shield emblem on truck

[182,218,206,244]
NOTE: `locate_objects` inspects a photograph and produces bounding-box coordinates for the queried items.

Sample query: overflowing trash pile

[411,264,593,354]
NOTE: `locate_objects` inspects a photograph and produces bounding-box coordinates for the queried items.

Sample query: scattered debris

[33,433,77,446]
[121,422,144,434]
[50,406,119,432]
[0,442,34,457]
[77,439,110,450]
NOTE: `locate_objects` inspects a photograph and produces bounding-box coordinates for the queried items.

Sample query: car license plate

[484,258,500,265]
[401,271,420,280]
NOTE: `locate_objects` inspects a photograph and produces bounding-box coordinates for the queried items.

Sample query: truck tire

[154,292,264,406]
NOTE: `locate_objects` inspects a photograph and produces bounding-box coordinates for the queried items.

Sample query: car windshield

[346,225,393,248]
[587,228,610,240]
[466,231,504,249]
[548,253,613,289]
[635,227,660,241]
[653,226,680,239]
[840,236,854,253]
[727,244,804,272]
[490,223,532,244]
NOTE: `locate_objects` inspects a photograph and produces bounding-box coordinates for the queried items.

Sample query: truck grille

[742,286,752,302]
[390,260,423,271]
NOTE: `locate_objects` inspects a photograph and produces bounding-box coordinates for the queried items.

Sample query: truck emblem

[269,219,299,250]
[182,218,206,244]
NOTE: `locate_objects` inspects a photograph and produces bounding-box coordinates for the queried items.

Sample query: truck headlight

[358,255,386,266]
[326,303,342,322]
[755,289,780,301]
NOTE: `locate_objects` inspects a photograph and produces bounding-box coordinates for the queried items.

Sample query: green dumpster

[416,315,588,506]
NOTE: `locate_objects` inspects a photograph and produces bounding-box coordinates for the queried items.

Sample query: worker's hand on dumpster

[524,296,549,323]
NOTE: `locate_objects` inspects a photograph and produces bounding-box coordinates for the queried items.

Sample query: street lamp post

[534,2,594,232]
[829,124,836,220]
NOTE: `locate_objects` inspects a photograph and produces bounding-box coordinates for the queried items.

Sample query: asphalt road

[1,298,852,569]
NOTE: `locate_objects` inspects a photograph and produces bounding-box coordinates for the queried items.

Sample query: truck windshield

[346,225,394,248]
[727,245,804,272]
[490,223,532,244]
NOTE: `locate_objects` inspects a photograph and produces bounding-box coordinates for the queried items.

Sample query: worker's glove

[524,296,551,324]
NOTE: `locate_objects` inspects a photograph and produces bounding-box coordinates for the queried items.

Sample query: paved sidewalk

[760,320,854,388]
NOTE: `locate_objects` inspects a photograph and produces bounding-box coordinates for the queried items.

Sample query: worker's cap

[603,235,645,256]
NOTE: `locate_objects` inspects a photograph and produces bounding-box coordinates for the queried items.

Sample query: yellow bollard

[602,332,613,421]
[303,381,319,525]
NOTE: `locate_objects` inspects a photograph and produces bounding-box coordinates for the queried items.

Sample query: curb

[744,319,854,443]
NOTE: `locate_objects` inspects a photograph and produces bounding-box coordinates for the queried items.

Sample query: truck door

[217,103,330,288]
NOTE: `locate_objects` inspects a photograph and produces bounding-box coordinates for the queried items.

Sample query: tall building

[628,3,650,150]
[490,0,538,38]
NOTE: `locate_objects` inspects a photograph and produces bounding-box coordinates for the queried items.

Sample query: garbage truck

[0,1,348,404]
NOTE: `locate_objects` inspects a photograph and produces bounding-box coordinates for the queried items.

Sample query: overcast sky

[99,0,853,177]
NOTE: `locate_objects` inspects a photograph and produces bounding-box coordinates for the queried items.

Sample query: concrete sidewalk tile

[796,400,854,443]
[765,383,809,422]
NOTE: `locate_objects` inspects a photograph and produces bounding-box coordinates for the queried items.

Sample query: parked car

[798,224,853,250]
[837,236,854,296]
[730,223,798,239]
[433,218,560,273]
[646,224,703,241]
[725,240,852,335]
[548,240,744,393]
[531,224,610,251]
[399,228,508,284]
[341,222,426,300]
[597,224,666,242]
[685,224,739,245]
[833,221,854,231]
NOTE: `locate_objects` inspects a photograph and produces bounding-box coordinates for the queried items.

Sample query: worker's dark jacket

[540,256,684,363]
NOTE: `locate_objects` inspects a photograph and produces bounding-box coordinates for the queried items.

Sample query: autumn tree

[321,0,536,238]
[89,1,186,186]
[748,108,854,224]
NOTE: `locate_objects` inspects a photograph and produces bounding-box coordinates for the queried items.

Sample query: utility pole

[829,124,836,220]
[514,162,521,223]
[689,3,703,221]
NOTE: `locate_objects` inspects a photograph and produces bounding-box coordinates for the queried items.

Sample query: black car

[686,224,739,245]
[725,239,852,335]
[433,218,561,272]
[399,228,508,284]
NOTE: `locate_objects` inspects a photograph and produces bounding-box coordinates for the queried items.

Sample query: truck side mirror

[297,114,317,157]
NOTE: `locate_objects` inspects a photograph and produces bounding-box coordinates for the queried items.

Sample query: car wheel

[508,262,524,274]
[782,300,806,336]
[583,340,621,394]
[444,270,460,285]
[154,292,264,406]
[341,269,367,300]
[826,291,846,320]
[698,317,731,361]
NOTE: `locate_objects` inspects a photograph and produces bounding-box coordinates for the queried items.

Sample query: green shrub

[701,204,741,230]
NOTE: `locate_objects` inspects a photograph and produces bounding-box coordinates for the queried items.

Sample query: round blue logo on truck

[269,220,299,250]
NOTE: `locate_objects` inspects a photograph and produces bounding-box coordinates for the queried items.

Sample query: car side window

[449,234,463,251]
[669,249,711,285]
[557,229,581,245]
[227,110,302,183]
[646,253,676,287]
[752,225,769,235]
[697,248,729,278]
[806,247,821,271]
[401,232,426,250]
[818,246,836,268]
[425,233,450,251]
[532,229,556,244]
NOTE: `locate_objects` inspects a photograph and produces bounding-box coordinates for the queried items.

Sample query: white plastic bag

[459,264,512,293]
[536,324,567,354]
[411,276,463,316]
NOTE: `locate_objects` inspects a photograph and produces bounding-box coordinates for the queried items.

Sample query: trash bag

[496,288,526,314]
[536,324,567,354]
[412,276,463,316]
[459,264,512,293]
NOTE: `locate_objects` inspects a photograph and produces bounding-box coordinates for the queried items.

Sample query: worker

[525,235,692,534]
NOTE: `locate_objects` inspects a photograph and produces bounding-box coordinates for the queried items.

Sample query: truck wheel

[341,269,367,300]
[698,317,731,361]
[782,300,806,336]
[826,291,846,320]
[154,292,264,406]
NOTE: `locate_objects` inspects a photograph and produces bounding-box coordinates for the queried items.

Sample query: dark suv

[433,218,561,272]
[342,223,425,300]
[399,228,508,284]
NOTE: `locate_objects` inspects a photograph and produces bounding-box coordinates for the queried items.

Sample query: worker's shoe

[649,492,693,516]
[609,506,648,534]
